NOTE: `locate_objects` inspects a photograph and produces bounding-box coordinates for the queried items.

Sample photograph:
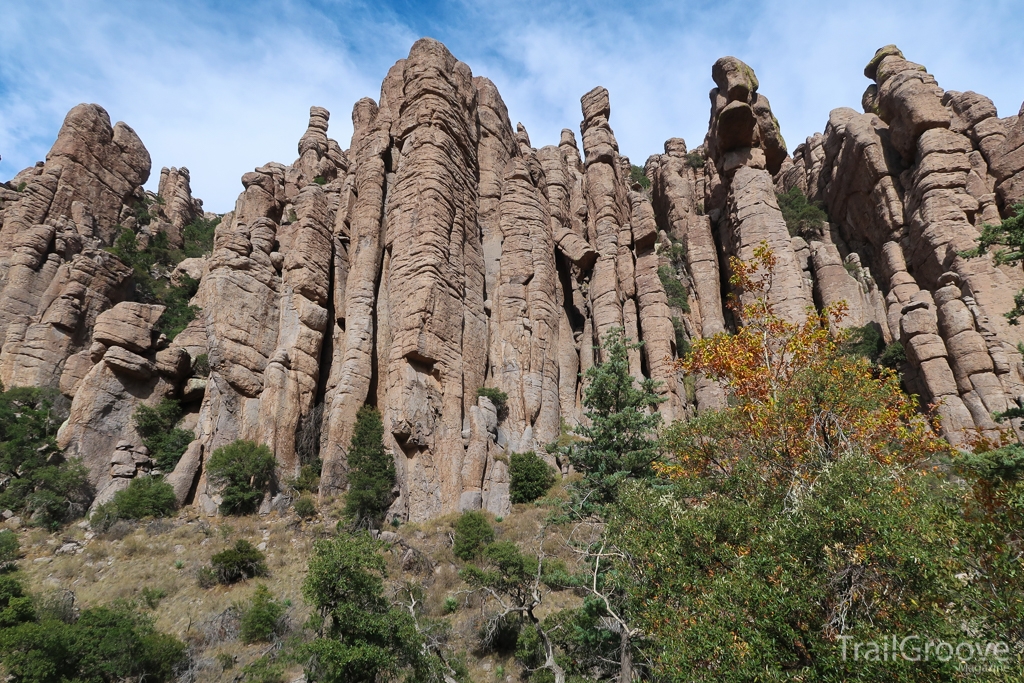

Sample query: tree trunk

[534,620,566,683]
[619,629,633,683]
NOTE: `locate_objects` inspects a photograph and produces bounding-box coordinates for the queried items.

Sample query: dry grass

[14,509,315,682]
[8,489,587,683]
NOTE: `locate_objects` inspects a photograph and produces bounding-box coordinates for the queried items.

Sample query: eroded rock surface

[5,40,1024,521]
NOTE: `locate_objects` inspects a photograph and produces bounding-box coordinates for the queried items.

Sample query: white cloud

[2,0,1021,211]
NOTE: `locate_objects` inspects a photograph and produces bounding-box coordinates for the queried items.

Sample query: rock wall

[3,39,1024,521]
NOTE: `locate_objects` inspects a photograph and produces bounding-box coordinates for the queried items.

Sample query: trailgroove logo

[839,635,1010,665]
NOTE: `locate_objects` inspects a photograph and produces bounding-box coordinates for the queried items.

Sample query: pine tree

[550,328,663,512]
[344,405,396,528]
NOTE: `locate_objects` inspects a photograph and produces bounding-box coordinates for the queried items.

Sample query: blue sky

[2,0,1022,212]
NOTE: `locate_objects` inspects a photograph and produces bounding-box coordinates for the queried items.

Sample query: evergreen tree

[549,328,663,512]
[206,440,276,515]
[344,406,396,528]
[301,533,440,683]
[961,202,1024,323]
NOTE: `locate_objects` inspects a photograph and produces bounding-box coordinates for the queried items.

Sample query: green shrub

[108,229,201,340]
[157,274,200,340]
[0,601,186,682]
[211,539,268,584]
[103,476,176,525]
[841,324,885,363]
[181,216,220,259]
[658,266,690,312]
[15,181,27,192]
[671,317,690,359]
[0,530,18,569]
[343,406,396,529]
[629,165,650,189]
[453,510,494,561]
[290,463,321,493]
[206,440,276,515]
[216,652,234,671]
[776,186,829,237]
[294,495,317,518]
[0,574,33,627]
[134,399,194,471]
[197,566,218,589]
[509,451,556,504]
[192,353,210,377]
[294,403,323,474]
[443,596,459,614]
[312,176,327,186]
[239,584,286,643]
[140,587,167,610]
[879,341,907,370]
[0,386,89,529]
[476,387,508,415]
[242,653,285,683]
[685,151,705,169]
[960,203,1024,324]
[667,241,686,266]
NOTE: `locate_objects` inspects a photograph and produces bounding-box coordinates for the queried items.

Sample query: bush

[210,539,268,584]
[0,530,18,569]
[0,386,89,529]
[192,353,210,377]
[239,584,286,643]
[344,406,396,528]
[295,402,323,470]
[134,399,194,472]
[206,440,277,515]
[879,341,907,370]
[141,587,167,610]
[629,165,650,189]
[840,323,885,363]
[157,274,200,340]
[108,229,201,340]
[0,601,186,682]
[776,186,829,238]
[116,475,177,519]
[312,176,327,186]
[685,151,705,169]
[294,495,317,518]
[443,596,459,614]
[453,511,494,561]
[666,240,686,266]
[509,451,556,504]
[290,464,321,493]
[180,216,220,259]
[196,566,218,589]
[242,653,286,683]
[476,387,508,415]
[0,574,33,627]
[91,476,176,530]
[671,316,690,358]
[658,266,690,312]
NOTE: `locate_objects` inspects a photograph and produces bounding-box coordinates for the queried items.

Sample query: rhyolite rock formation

[2,39,1023,520]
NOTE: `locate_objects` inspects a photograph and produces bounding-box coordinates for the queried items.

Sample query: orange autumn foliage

[658,243,951,483]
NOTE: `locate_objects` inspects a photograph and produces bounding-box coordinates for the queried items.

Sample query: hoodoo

[2,39,1023,521]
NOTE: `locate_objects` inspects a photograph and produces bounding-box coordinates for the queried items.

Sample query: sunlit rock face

[4,40,1024,519]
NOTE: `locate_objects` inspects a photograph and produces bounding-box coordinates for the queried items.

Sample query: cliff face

[2,40,1023,521]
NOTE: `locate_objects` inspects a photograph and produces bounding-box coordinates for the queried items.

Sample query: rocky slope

[2,39,1023,522]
